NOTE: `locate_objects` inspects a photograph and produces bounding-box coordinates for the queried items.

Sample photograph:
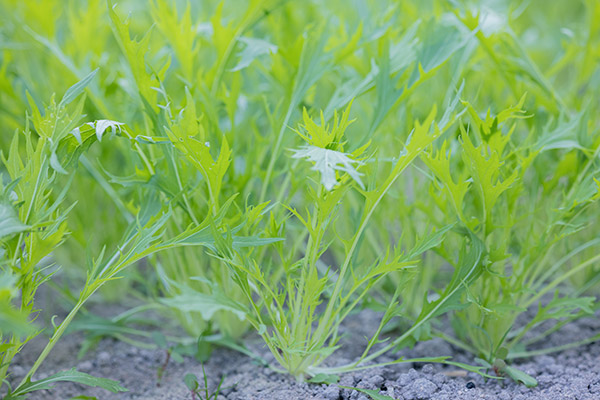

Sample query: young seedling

[183,365,234,400]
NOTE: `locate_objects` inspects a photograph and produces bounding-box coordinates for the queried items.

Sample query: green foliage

[4,369,127,400]
[183,364,232,400]
[1,0,600,396]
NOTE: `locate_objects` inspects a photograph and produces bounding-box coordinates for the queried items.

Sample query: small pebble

[406,378,438,399]
[322,385,340,400]
[97,351,111,365]
[78,360,93,372]
[366,374,384,388]
[10,366,25,376]
[421,364,435,375]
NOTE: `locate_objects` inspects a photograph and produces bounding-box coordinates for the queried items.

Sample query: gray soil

[4,303,600,400]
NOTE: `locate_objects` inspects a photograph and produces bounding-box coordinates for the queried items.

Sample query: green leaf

[159,281,248,322]
[308,373,340,384]
[184,373,199,391]
[7,368,127,398]
[460,130,518,231]
[151,331,168,350]
[59,68,99,108]
[0,302,34,337]
[230,37,277,72]
[503,365,538,387]
[535,112,586,152]
[196,335,213,363]
[50,151,68,175]
[0,202,30,239]
[405,223,455,260]
[533,292,595,324]
[0,271,34,336]
[107,1,157,106]
[416,18,471,74]
[396,231,484,348]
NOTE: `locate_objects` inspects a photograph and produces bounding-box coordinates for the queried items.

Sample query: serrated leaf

[55,125,98,169]
[230,37,277,71]
[461,131,518,231]
[107,1,157,106]
[535,112,586,152]
[533,292,595,324]
[159,284,248,321]
[0,301,34,337]
[7,368,127,398]
[291,145,364,191]
[0,202,30,239]
[405,223,456,260]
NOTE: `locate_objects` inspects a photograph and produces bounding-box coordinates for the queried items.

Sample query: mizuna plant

[413,97,600,386]
[207,94,481,379]
[0,79,132,397]
[408,3,600,385]
[0,75,278,398]
[1,0,600,395]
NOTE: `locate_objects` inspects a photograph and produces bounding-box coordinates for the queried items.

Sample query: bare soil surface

[5,300,600,400]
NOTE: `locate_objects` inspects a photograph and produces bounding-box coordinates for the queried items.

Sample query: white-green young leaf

[291,145,364,191]
[59,68,99,108]
[50,151,68,175]
[70,127,83,144]
[230,37,277,71]
[7,368,127,398]
[88,120,124,141]
[0,202,30,239]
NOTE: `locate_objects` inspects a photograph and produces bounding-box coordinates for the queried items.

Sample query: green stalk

[80,156,133,224]
[17,297,89,387]
[259,105,294,202]
[507,333,600,359]
[314,151,421,341]
[360,260,481,366]
[522,253,600,310]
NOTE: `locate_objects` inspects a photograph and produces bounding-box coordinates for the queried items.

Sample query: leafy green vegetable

[1,0,600,394]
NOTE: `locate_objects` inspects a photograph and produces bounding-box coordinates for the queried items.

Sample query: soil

[4,301,600,400]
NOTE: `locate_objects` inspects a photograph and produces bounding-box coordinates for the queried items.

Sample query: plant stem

[260,105,294,202]
[17,298,87,387]
[523,253,600,309]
